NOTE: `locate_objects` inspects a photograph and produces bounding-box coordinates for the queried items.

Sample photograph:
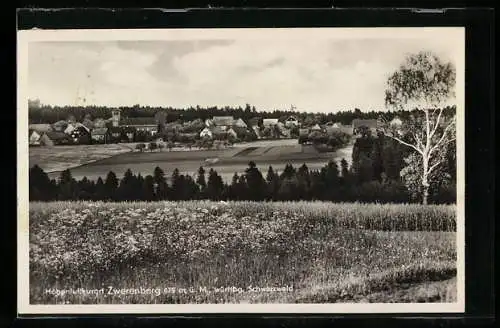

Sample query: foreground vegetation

[30,201,456,304]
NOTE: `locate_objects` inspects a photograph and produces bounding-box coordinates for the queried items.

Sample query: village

[28,107,404,149]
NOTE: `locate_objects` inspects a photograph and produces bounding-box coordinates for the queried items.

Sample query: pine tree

[94,177,106,200]
[245,161,266,201]
[297,163,311,200]
[117,169,136,201]
[265,166,280,200]
[142,175,155,201]
[104,171,119,201]
[153,166,168,200]
[281,163,296,180]
[135,173,145,200]
[171,168,182,200]
[196,166,207,193]
[29,165,54,201]
[58,169,77,200]
[206,169,224,200]
[340,158,350,180]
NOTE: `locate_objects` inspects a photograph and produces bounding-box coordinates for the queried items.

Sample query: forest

[29,134,456,204]
[27,101,457,126]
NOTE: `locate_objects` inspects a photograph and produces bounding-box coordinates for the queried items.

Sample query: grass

[29,201,457,304]
[29,144,134,173]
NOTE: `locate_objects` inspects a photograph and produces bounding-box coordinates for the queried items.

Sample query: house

[205,118,214,128]
[285,116,299,128]
[248,117,262,128]
[82,118,95,131]
[325,121,342,128]
[93,118,107,129]
[212,116,234,127]
[74,122,90,133]
[251,126,262,139]
[212,126,228,140]
[263,118,279,127]
[278,124,291,138]
[233,118,248,128]
[226,127,238,140]
[299,128,310,137]
[29,124,53,134]
[91,128,109,144]
[29,130,42,146]
[200,127,213,139]
[120,117,158,135]
[121,126,136,142]
[166,122,183,132]
[232,126,250,139]
[51,120,68,132]
[108,127,123,142]
[351,119,380,135]
[64,123,76,135]
[311,124,322,131]
[69,125,91,144]
[40,131,72,146]
[108,108,161,135]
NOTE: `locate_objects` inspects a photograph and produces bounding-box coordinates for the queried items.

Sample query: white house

[227,127,238,139]
[285,116,299,128]
[29,130,41,145]
[74,122,90,133]
[263,118,279,127]
[64,123,76,134]
[200,127,213,139]
[205,118,214,127]
[311,124,322,131]
[251,126,262,139]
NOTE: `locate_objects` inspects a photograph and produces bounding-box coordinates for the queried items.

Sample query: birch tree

[384,51,456,205]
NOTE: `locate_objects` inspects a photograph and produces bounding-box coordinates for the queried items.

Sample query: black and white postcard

[17,27,465,314]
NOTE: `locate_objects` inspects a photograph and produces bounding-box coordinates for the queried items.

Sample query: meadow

[29,143,135,173]
[41,141,353,183]
[29,201,457,304]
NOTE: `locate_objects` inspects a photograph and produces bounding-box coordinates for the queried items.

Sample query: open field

[29,144,135,173]
[41,141,354,182]
[29,201,456,304]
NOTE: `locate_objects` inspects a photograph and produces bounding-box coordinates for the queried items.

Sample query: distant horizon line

[29,100,455,115]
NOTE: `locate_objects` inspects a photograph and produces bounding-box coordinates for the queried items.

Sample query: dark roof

[45,131,71,140]
[248,117,261,126]
[232,126,249,135]
[121,117,157,125]
[352,119,379,128]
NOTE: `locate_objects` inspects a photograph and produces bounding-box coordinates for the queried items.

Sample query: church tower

[111,108,121,127]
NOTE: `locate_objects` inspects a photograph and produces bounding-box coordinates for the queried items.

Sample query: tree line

[28,101,455,127]
[29,136,455,204]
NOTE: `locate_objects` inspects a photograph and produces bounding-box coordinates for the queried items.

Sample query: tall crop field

[29,201,457,304]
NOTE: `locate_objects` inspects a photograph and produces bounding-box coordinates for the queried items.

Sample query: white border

[17,27,465,314]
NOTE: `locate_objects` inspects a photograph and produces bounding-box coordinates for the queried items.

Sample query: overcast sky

[27,32,462,113]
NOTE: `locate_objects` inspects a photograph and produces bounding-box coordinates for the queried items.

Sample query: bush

[149,142,157,152]
[135,143,146,152]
